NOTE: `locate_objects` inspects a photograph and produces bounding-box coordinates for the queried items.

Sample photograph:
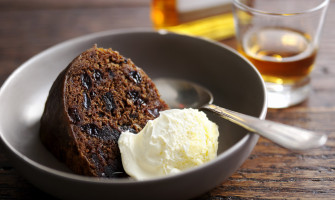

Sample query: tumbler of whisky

[232,0,329,108]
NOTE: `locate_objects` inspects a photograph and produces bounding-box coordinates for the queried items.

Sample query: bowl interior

[0,29,266,198]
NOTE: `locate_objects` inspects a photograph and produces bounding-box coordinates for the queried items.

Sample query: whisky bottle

[150,0,234,41]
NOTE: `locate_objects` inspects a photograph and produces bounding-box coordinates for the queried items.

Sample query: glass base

[266,77,311,109]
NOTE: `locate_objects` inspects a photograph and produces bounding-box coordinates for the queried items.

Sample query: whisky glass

[232,0,329,108]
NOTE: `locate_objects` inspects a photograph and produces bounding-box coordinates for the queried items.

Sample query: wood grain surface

[0,0,334,199]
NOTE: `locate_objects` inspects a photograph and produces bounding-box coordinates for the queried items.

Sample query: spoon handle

[202,104,327,151]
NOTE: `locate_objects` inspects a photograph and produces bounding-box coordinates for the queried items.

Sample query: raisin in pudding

[39,45,168,178]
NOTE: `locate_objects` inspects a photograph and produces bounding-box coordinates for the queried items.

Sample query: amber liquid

[151,0,179,28]
[238,28,317,84]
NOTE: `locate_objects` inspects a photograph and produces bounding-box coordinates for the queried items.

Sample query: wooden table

[0,0,334,199]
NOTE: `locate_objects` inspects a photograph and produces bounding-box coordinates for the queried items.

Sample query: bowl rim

[0,28,267,184]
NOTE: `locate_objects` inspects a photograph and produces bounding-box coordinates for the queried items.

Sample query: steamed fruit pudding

[39,46,169,178]
[118,108,219,180]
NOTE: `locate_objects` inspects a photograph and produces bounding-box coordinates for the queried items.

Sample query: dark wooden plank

[0,0,150,10]
[0,7,152,86]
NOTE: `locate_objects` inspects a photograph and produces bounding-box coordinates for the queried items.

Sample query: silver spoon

[154,78,327,151]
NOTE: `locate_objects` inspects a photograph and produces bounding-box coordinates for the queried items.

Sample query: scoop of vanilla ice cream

[118,108,219,180]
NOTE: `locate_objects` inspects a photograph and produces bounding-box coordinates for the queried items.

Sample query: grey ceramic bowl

[0,29,267,200]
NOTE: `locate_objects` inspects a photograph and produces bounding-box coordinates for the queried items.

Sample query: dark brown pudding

[39,45,168,177]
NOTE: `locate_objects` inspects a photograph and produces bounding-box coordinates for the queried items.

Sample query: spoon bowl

[155,78,327,151]
[154,78,213,109]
